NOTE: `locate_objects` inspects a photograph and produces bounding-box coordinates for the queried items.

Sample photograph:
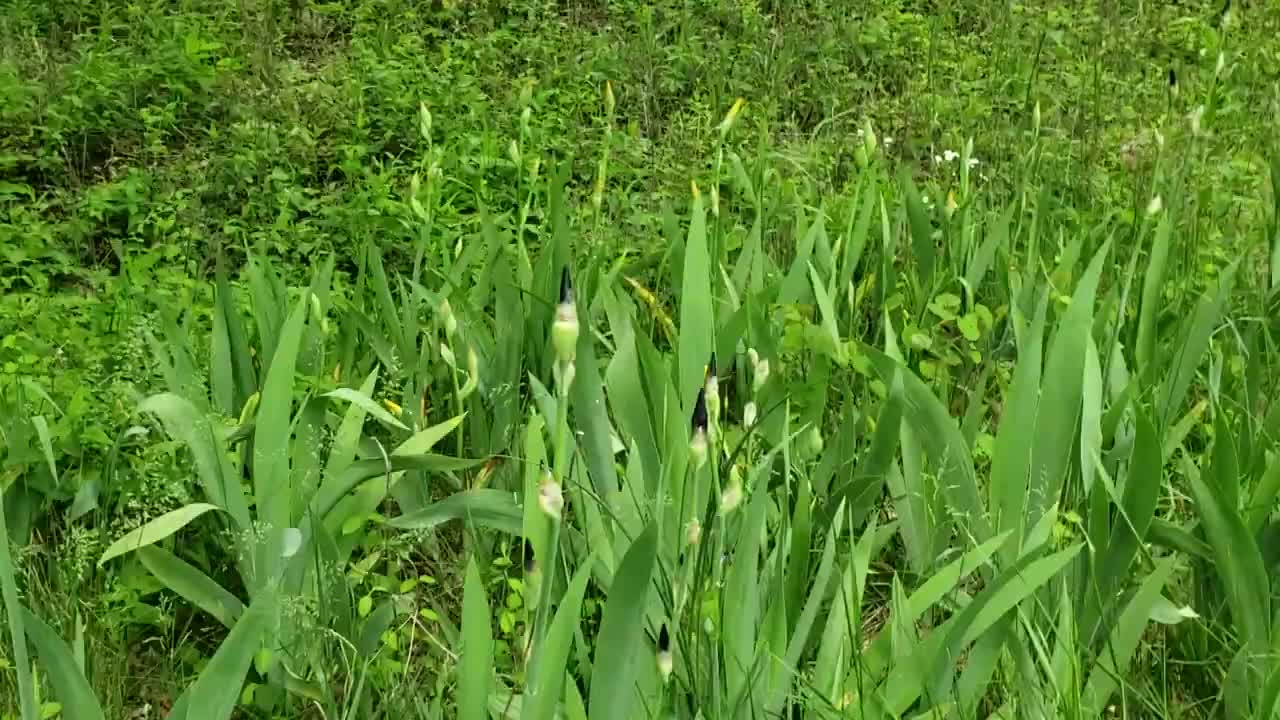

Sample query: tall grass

[3,50,1279,720]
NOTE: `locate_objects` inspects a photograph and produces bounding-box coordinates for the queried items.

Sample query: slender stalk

[0,486,38,720]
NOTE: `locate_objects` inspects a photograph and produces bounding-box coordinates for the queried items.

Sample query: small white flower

[1189,105,1205,136]
[1147,195,1163,216]
[685,518,702,545]
[943,149,959,163]
[720,482,744,515]
[689,428,708,470]
[538,472,563,519]
[967,157,980,168]
[883,136,894,146]
[752,358,770,391]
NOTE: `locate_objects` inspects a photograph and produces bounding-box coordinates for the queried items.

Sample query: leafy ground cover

[2,0,1279,718]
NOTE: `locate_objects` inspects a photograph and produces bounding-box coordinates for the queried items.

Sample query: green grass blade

[98,503,221,566]
[1190,470,1271,657]
[138,546,244,629]
[1027,241,1108,525]
[588,524,657,720]
[138,393,251,532]
[1080,556,1179,716]
[1135,214,1172,379]
[0,483,38,720]
[1159,261,1238,423]
[322,388,410,432]
[166,588,278,720]
[571,293,620,498]
[459,558,492,720]
[387,489,522,535]
[523,555,596,720]
[19,606,105,720]
[252,291,310,585]
[865,347,990,544]
[677,184,713,410]
[914,544,1083,711]
[989,290,1046,556]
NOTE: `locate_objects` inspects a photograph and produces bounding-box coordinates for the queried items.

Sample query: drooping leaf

[98,503,222,567]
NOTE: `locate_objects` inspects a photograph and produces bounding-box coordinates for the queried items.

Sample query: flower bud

[704,354,720,432]
[1215,52,1226,78]
[552,267,579,366]
[1146,195,1163,216]
[419,103,432,141]
[521,538,537,575]
[862,118,877,159]
[742,401,757,429]
[752,357,770,392]
[656,624,673,682]
[604,80,616,117]
[538,470,563,520]
[689,388,709,470]
[719,479,743,515]
[806,425,825,456]
[440,299,457,338]
[685,518,702,546]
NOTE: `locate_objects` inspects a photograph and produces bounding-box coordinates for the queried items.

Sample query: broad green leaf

[1135,214,1172,378]
[1027,241,1108,531]
[677,186,714,411]
[768,504,845,715]
[138,393,250,532]
[1190,471,1271,657]
[588,524,657,719]
[138,546,244,629]
[914,544,1082,711]
[253,292,310,561]
[571,297,620,498]
[1081,556,1179,716]
[98,503,221,567]
[1159,261,1238,423]
[1,475,38,720]
[32,416,57,486]
[324,369,379,479]
[387,489,522,535]
[20,607,105,720]
[862,531,1013,680]
[1084,410,1162,643]
[523,555,596,720]
[988,291,1045,554]
[166,589,278,720]
[865,347,990,545]
[460,558,492,720]
[394,414,466,456]
[323,387,409,431]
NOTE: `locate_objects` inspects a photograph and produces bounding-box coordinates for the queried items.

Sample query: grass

[2,0,1279,718]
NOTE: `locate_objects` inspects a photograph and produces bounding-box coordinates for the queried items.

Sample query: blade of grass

[19,606,105,720]
[460,557,492,720]
[588,524,657,719]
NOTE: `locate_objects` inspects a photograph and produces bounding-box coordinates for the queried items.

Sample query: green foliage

[2,0,1279,718]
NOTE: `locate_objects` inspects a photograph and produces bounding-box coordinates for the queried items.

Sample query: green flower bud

[552,267,579,366]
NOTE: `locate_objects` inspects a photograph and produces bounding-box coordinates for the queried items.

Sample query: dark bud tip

[707,352,717,378]
[559,267,574,305]
[691,388,708,432]
[522,539,537,574]
[658,624,670,652]
[1168,68,1177,87]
